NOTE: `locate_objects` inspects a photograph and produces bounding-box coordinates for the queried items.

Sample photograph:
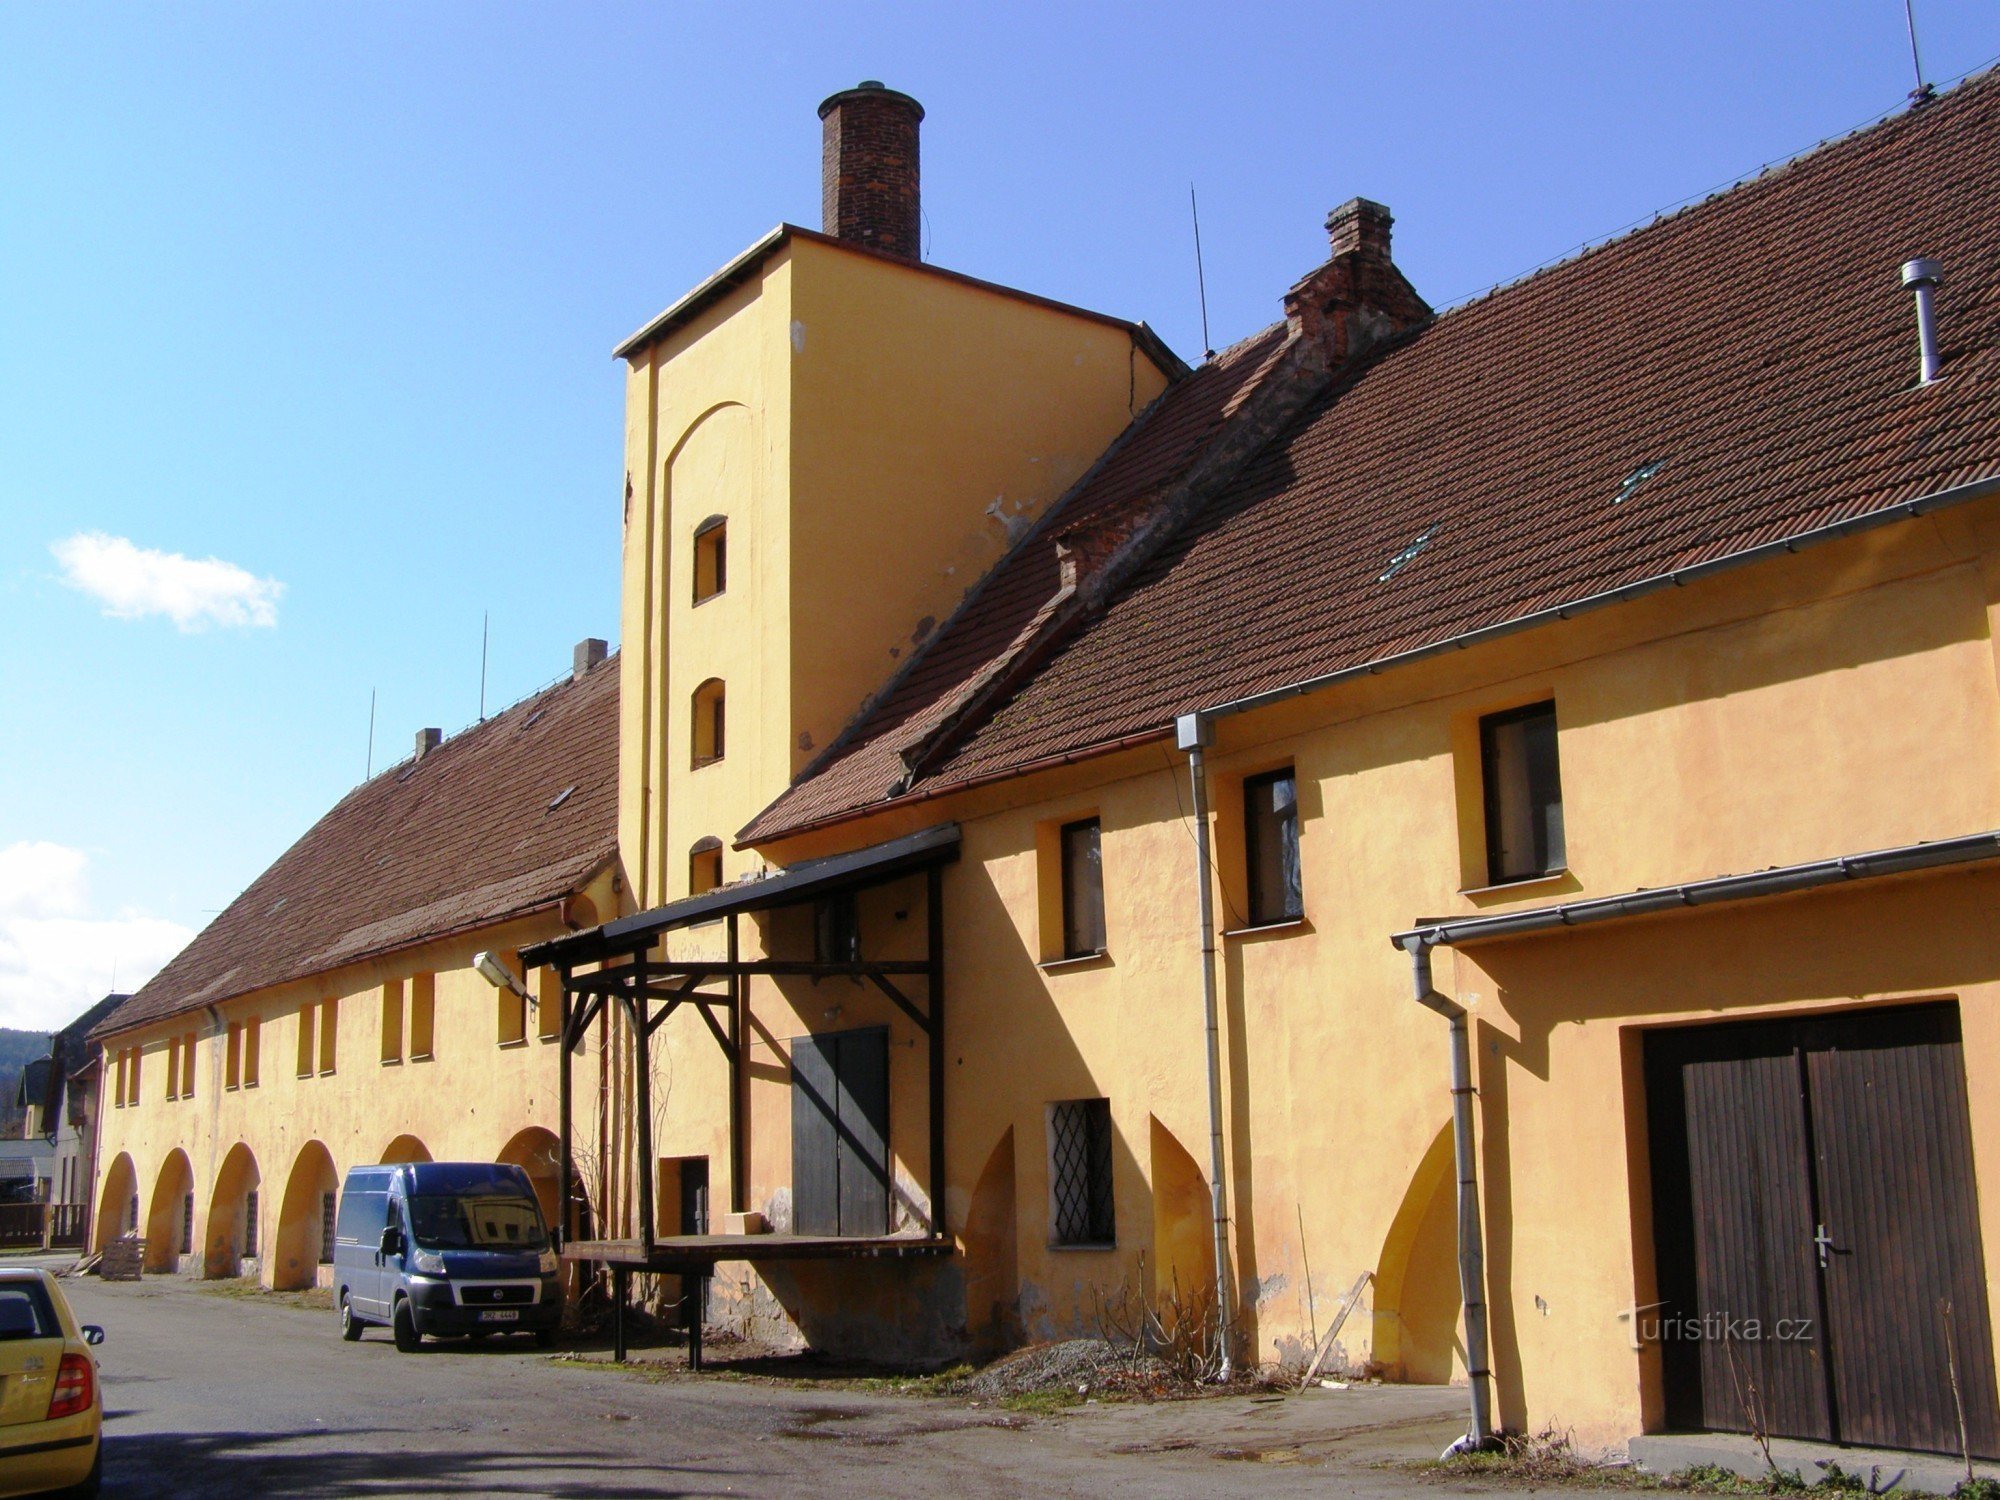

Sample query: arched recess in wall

[689,836,724,896]
[95,1152,136,1252]
[144,1149,195,1273]
[1373,1123,1463,1383]
[961,1127,1020,1356]
[380,1134,432,1165]
[206,1142,262,1279]
[497,1126,565,1234]
[273,1140,340,1291]
[1148,1116,1215,1307]
[691,679,726,768]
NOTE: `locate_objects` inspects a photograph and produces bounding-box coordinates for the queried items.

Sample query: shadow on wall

[144,1150,194,1274]
[205,1143,260,1280]
[740,1258,970,1367]
[95,1153,136,1253]
[274,1141,338,1292]
[1370,1123,1462,1383]
[100,1429,734,1499]
[961,1126,1020,1356]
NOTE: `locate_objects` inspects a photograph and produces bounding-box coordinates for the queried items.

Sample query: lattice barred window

[1048,1098,1115,1246]
[244,1190,259,1254]
[181,1192,194,1255]
[320,1191,337,1264]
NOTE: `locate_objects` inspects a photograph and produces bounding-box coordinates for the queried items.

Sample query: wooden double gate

[790,1027,891,1238]
[1646,1002,2000,1457]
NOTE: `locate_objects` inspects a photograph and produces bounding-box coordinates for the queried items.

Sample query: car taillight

[47,1352,94,1420]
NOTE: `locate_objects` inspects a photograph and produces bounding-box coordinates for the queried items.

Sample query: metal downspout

[1401,935,1494,1450]
[1177,713,1235,1379]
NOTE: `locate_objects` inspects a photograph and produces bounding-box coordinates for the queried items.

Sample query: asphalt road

[54,1267,1532,1498]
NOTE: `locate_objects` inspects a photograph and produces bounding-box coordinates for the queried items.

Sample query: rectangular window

[693,518,727,603]
[244,1016,261,1087]
[1480,700,1566,885]
[813,892,860,966]
[181,1192,194,1255]
[410,973,436,1060]
[165,1038,180,1100]
[380,979,404,1064]
[1060,818,1107,959]
[244,1189,259,1254]
[497,954,527,1047]
[1244,768,1303,925]
[319,1191,337,1264]
[128,1048,140,1106]
[225,1023,242,1090]
[113,1049,125,1109]
[181,1031,197,1099]
[537,969,563,1043]
[296,1004,315,1078]
[1048,1098,1115,1247]
[318,998,338,1075]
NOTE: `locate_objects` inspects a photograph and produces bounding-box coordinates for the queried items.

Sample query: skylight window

[548,786,576,811]
[1377,526,1436,583]
[1613,459,1667,503]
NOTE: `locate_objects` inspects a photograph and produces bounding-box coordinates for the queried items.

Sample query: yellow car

[0,1268,102,1499]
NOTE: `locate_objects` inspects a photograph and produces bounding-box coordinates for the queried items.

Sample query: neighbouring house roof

[94,657,621,1041]
[745,72,2000,844]
[612,222,1186,375]
[14,1059,51,1117]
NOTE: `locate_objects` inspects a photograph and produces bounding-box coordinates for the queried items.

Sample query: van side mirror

[81,1325,104,1346]
[379,1226,401,1256]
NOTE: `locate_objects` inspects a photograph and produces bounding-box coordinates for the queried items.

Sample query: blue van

[332,1161,562,1351]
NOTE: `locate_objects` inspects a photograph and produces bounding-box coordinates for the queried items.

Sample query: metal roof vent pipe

[1902,258,1944,385]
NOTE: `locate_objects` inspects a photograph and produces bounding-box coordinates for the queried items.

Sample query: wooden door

[1803,1004,2000,1457]
[1647,1003,2000,1457]
[790,1028,890,1238]
[1646,1021,1833,1441]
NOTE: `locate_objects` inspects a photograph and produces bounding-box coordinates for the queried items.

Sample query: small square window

[1060,818,1106,959]
[1048,1098,1115,1247]
[1480,700,1566,884]
[1244,769,1303,925]
[814,892,860,965]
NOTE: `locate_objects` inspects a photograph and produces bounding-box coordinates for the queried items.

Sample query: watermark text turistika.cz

[1617,1302,1814,1351]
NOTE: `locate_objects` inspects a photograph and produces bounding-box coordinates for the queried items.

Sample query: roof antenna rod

[365,688,376,780]
[1190,184,1215,361]
[1904,0,1934,105]
[479,611,490,722]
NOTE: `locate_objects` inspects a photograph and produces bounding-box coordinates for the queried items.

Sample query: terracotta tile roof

[746,74,2000,843]
[95,658,620,1040]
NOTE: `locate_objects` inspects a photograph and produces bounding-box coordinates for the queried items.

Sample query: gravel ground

[51,1264,1643,1498]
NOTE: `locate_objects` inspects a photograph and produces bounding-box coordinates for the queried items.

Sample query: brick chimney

[572,637,608,680]
[1283,197,1430,363]
[414,727,442,760]
[818,81,924,262]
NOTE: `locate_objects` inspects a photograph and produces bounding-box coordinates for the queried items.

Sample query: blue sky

[1,1,1994,1029]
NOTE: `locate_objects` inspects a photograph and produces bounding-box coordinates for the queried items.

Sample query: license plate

[478,1310,520,1323]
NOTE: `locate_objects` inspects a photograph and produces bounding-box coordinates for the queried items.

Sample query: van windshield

[407,1194,549,1252]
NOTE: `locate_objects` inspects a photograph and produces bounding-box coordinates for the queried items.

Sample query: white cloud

[51,531,283,630]
[0,842,191,1032]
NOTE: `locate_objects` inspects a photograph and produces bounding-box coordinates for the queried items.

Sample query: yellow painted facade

[720,500,2000,1448]
[91,863,620,1291]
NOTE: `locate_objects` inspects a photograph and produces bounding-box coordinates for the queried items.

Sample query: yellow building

[95,69,2000,1468]
[526,71,2000,1463]
[89,644,623,1294]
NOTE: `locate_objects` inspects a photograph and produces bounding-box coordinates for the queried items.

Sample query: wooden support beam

[557,969,573,1251]
[867,972,931,1035]
[728,913,745,1217]
[646,959,932,979]
[926,863,946,1240]
[629,992,656,1258]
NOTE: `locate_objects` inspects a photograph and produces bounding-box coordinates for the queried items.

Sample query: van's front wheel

[392,1297,421,1353]
[339,1293,364,1341]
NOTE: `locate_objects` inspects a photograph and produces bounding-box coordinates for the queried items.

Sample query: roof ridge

[1432,60,2000,316]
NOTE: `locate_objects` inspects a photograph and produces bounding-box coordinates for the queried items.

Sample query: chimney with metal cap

[818,81,924,262]
[1901,258,1944,385]
[573,637,608,680]
[414,727,442,760]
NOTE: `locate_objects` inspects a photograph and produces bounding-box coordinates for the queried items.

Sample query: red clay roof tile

[746,73,2000,843]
